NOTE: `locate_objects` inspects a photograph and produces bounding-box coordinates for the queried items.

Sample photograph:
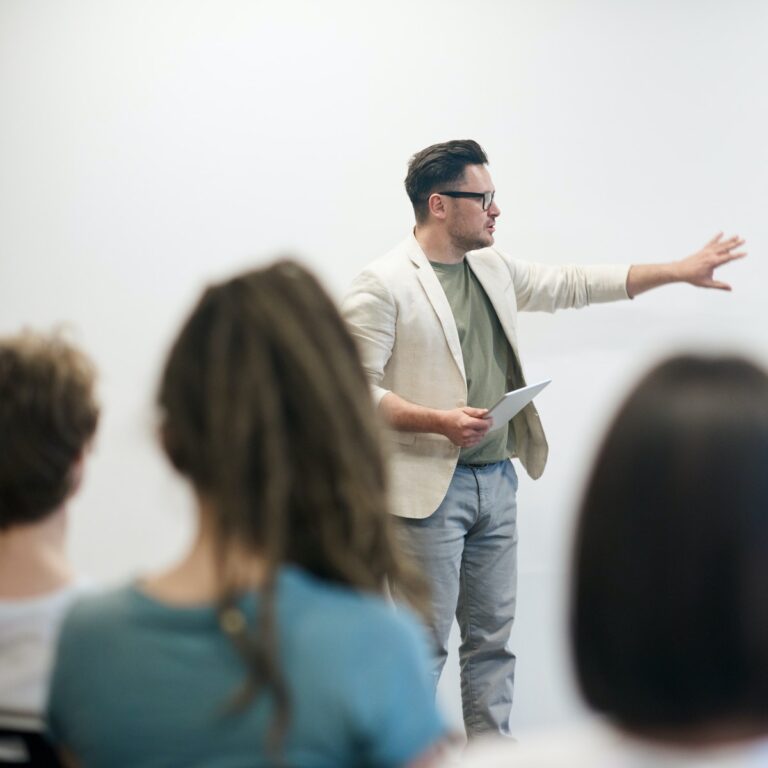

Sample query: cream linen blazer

[341,234,630,519]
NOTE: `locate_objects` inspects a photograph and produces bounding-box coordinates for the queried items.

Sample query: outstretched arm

[626,233,746,298]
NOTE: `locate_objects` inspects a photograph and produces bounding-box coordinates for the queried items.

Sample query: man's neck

[0,507,74,598]
[414,225,466,265]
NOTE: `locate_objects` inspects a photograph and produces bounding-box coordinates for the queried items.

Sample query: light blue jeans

[395,460,518,737]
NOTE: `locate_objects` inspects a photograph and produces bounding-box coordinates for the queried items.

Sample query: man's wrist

[415,406,449,436]
[627,262,683,297]
[666,261,684,284]
[380,393,449,436]
[429,409,448,437]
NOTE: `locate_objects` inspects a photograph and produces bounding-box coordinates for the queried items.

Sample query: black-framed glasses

[437,190,495,211]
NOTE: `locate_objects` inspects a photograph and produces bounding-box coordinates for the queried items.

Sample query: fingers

[697,235,747,276]
[462,407,489,418]
[701,279,732,291]
[462,422,491,440]
[709,237,746,270]
[715,236,744,252]
[707,232,724,245]
[462,430,489,447]
[719,250,747,265]
[707,234,744,255]
[459,414,492,446]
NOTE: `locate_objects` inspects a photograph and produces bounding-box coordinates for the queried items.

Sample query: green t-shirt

[431,259,515,464]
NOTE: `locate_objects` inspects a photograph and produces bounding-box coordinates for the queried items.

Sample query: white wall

[2,0,766,736]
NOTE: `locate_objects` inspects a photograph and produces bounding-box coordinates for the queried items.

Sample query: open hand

[678,232,747,290]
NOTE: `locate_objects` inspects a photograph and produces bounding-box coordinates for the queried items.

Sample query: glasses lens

[483,191,495,210]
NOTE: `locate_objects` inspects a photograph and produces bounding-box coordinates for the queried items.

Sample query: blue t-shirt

[47,566,444,768]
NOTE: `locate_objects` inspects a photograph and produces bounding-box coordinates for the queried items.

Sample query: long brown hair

[158,260,427,747]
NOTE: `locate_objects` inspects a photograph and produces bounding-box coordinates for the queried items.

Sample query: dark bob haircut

[572,355,768,733]
[404,139,488,223]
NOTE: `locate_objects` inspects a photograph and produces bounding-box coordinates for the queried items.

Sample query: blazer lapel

[407,239,466,380]
[466,250,518,350]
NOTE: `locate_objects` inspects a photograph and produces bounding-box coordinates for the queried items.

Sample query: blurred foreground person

[0,332,98,762]
[47,261,446,768]
[0,332,98,716]
[461,355,768,767]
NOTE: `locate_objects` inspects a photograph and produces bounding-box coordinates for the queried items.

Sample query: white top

[459,721,768,768]
[0,583,83,716]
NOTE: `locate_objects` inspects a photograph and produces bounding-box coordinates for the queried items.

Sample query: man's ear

[427,192,447,220]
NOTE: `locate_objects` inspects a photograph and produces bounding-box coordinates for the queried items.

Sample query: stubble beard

[451,229,494,254]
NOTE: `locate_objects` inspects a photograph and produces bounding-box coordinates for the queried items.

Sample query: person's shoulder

[468,245,518,269]
[353,236,420,280]
[341,590,423,646]
[280,566,386,614]
[281,568,422,646]
[0,582,81,620]
[59,584,140,639]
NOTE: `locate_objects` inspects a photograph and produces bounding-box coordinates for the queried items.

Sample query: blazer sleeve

[499,250,630,312]
[341,269,397,407]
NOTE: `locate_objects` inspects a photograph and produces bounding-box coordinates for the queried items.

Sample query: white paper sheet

[485,379,551,433]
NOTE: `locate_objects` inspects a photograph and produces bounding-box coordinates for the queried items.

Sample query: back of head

[572,355,768,733]
[158,261,428,746]
[158,259,422,603]
[0,331,99,531]
[405,139,488,223]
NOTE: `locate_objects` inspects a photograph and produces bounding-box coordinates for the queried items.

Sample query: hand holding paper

[485,380,551,433]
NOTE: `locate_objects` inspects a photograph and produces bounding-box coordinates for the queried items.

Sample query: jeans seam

[461,466,484,732]
[459,556,482,732]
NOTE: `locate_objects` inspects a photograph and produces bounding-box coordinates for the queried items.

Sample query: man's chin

[457,233,494,253]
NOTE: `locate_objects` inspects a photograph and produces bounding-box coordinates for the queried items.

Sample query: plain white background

[2,0,766,736]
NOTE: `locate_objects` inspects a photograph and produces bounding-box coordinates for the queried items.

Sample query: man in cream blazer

[344,233,629,522]
[341,139,745,738]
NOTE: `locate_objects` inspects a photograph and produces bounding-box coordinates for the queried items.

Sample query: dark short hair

[572,355,768,732]
[404,139,488,223]
[0,331,99,529]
